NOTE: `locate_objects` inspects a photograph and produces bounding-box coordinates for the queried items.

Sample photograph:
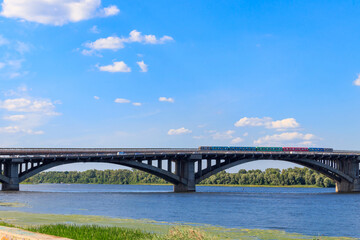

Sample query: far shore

[20,182,325,188]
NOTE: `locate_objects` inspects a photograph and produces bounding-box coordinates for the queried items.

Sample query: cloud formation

[0,89,60,135]
[235,117,299,130]
[114,98,130,103]
[0,0,119,26]
[84,30,173,54]
[254,132,315,145]
[159,97,174,103]
[168,127,192,135]
[137,61,148,72]
[354,74,360,86]
[98,61,131,73]
[0,98,59,115]
[212,130,234,140]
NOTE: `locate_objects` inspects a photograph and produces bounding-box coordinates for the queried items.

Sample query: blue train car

[211,146,229,151]
[308,148,324,152]
[229,147,256,151]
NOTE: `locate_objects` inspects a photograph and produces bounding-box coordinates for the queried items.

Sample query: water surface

[0,184,359,238]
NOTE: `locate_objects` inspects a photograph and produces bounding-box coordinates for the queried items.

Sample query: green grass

[26,224,156,240]
[0,222,215,240]
[0,211,356,240]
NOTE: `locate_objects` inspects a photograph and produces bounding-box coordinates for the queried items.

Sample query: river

[0,184,359,238]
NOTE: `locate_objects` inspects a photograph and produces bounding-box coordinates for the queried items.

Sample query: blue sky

[0,0,359,171]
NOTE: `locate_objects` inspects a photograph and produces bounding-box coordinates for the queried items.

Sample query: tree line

[22,167,335,188]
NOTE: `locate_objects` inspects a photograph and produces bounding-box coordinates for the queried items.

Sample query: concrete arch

[18,160,185,185]
[195,158,353,184]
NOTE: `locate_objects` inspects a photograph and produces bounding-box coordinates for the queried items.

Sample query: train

[198,146,333,152]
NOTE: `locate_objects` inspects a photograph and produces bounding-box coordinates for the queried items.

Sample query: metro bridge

[0,148,359,193]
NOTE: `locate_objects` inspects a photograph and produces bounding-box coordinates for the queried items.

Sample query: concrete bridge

[0,148,359,193]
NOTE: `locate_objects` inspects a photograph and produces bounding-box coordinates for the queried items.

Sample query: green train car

[256,147,283,152]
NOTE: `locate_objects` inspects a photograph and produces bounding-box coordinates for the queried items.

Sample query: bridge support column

[173,155,200,193]
[336,159,360,193]
[2,161,20,191]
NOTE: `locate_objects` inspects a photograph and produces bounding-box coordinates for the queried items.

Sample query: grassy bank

[0,210,354,240]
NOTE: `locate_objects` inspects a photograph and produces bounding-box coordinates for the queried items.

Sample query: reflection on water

[0,184,359,238]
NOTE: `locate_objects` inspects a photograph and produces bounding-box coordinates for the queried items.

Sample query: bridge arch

[17,160,186,185]
[195,158,354,184]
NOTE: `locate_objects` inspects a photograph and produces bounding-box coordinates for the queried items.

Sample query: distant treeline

[23,167,335,188]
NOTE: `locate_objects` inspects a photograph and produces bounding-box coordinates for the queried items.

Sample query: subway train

[198,146,333,152]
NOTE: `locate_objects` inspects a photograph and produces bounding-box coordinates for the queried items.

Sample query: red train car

[282,147,309,152]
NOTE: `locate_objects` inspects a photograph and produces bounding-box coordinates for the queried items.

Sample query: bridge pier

[335,159,360,193]
[2,161,20,191]
[173,155,199,193]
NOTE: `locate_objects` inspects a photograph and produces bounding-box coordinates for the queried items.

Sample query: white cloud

[168,127,192,135]
[268,118,299,130]
[99,5,119,17]
[231,137,244,144]
[234,117,299,130]
[0,0,120,26]
[84,29,173,53]
[235,117,272,127]
[137,61,148,72]
[0,92,60,135]
[243,132,248,137]
[212,130,234,140]
[0,126,44,135]
[132,102,141,106]
[0,98,59,115]
[85,36,125,51]
[90,25,99,34]
[0,62,4,69]
[159,97,174,103]
[254,132,315,145]
[0,35,9,46]
[114,98,130,103]
[3,114,26,121]
[354,74,360,86]
[94,96,100,100]
[98,61,131,73]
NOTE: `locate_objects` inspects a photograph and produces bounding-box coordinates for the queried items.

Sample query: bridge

[0,148,359,193]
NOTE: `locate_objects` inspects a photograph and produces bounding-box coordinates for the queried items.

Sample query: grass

[0,222,215,240]
[26,224,156,240]
[0,211,356,240]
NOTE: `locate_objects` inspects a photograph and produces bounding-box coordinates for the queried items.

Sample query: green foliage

[199,167,335,187]
[23,167,335,188]
[25,224,217,240]
[23,169,167,185]
[26,224,155,240]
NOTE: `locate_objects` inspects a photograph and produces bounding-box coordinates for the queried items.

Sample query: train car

[199,146,333,153]
[308,148,324,152]
[324,148,333,152]
[210,146,229,151]
[229,147,257,151]
[256,147,283,152]
[199,146,211,151]
[283,147,309,152]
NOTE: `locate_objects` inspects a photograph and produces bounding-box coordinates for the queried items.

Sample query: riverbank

[20,182,323,188]
[0,210,354,240]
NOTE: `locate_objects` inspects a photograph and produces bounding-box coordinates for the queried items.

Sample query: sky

[0,0,359,172]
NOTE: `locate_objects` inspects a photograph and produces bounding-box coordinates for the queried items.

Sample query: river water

[0,184,359,238]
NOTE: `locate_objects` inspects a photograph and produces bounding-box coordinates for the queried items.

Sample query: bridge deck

[0,148,359,157]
